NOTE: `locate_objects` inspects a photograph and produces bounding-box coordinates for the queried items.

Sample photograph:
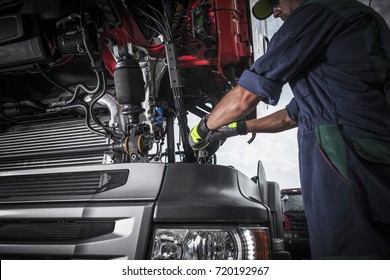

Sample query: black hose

[89,71,108,129]
[55,13,81,29]
[41,72,74,94]
[46,0,111,139]
[172,87,195,163]
[2,100,46,111]
[61,70,102,106]
[48,0,103,108]
[48,101,106,137]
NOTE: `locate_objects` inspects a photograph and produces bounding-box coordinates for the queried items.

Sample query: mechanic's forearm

[207,85,262,130]
[246,109,297,133]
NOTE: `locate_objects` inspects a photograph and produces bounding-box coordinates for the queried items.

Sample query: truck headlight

[150,226,270,260]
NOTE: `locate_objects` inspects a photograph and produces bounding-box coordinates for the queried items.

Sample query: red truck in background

[281,188,311,259]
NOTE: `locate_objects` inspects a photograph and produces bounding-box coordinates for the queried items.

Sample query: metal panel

[154,163,269,223]
[0,202,154,259]
[0,163,166,203]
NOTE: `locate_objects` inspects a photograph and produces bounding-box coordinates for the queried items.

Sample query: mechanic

[190,0,390,259]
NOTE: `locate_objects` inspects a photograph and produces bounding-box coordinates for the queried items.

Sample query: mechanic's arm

[206,85,262,130]
[189,87,296,149]
[206,85,296,133]
[246,108,297,133]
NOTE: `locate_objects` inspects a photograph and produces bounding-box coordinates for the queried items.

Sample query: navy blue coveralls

[239,0,390,259]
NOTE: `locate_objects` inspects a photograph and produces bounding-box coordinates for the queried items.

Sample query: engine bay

[0,0,255,169]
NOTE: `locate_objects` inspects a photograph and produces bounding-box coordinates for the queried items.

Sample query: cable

[0,0,23,11]
[46,0,109,138]
[89,72,107,127]
[48,1,104,106]
[41,71,74,94]
[152,46,165,98]
[122,20,164,49]
[141,4,171,41]
[55,101,107,137]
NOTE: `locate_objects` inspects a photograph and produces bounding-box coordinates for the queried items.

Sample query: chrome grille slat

[0,125,104,140]
[0,142,107,155]
[0,157,104,171]
[0,141,107,155]
[0,170,129,198]
[0,179,99,187]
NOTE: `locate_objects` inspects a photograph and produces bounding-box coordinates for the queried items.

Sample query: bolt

[130,153,138,161]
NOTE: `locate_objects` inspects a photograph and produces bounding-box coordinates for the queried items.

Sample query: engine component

[0,99,46,116]
[0,116,109,171]
[114,56,146,124]
[165,42,195,162]
[114,58,145,104]
[191,0,215,47]
[0,14,23,44]
[57,30,86,55]
[0,124,153,164]
[0,14,47,70]
[55,12,98,56]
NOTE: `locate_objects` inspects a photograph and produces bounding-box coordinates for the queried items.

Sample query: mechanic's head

[252,0,304,21]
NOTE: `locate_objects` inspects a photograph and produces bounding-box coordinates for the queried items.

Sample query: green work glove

[189,115,211,150]
[208,120,247,142]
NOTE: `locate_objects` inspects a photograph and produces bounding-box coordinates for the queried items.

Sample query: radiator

[0,116,109,171]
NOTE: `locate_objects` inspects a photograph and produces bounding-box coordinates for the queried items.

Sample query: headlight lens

[184,230,239,260]
[152,230,184,260]
[150,226,270,260]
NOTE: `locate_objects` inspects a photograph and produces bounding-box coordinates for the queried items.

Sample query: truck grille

[0,169,129,198]
[0,220,115,242]
[285,212,309,237]
[0,116,108,171]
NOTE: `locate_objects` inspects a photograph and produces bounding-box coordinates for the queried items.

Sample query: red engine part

[100,0,252,78]
[101,16,164,76]
[215,0,251,74]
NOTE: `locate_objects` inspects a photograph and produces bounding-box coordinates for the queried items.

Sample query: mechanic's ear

[252,0,273,20]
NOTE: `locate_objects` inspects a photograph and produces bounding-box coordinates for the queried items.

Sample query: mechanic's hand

[189,115,211,150]
[208,120,247,142]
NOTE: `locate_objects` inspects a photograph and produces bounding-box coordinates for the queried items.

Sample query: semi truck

[280,188,310,259]
[0,0,286,259]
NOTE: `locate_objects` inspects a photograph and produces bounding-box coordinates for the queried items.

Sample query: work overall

[239,0,390,259]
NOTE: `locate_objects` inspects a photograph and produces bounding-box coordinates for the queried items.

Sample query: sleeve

[285,98,299,123]
[238,2,343,105]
